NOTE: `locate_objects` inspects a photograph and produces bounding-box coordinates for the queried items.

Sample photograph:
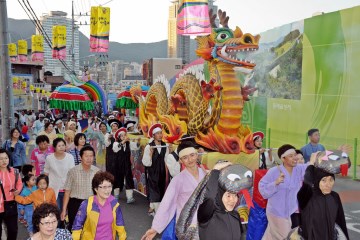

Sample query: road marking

[347,223,360,234]
[352,210,360,214]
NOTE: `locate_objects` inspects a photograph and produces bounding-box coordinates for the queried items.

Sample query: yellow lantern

[30,85,35,91]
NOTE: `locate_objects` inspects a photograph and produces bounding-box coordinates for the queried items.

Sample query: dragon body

[137,10,260,153]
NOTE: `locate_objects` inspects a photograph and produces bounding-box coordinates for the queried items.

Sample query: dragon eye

[216,32,230,42]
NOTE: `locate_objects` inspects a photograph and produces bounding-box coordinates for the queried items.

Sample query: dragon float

[135,9,260,154]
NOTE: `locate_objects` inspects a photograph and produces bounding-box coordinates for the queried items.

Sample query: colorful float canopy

[49,84,94,111]
[116,87,148,109]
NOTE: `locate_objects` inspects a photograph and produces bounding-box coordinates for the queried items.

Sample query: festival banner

[52,25,67,59]
[31,35,44,62]
[8,43,17,62]
[177,0,211,35]
[90,6,110,52]
[18,40,28,62]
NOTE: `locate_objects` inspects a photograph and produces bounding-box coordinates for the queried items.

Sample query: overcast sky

[6,0,360,43]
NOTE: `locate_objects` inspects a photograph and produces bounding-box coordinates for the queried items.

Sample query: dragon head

[158,113,188,144]
[196,9,260,69]
[200,79,223,100]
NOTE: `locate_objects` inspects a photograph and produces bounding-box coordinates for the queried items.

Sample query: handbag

[0,169,19,217]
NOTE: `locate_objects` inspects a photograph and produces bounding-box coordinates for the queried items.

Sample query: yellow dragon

[136,9,260,154]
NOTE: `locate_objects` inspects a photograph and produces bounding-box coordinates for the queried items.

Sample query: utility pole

[0,0,15,142]
[71,0,75,72]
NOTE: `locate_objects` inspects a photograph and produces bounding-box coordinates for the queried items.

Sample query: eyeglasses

[180,152,197,161]
[40,220,58,227]
[98,185,113,190]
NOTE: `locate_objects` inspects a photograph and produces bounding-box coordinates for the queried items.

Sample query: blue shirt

[2,140,27,167]
[301,143,325,163]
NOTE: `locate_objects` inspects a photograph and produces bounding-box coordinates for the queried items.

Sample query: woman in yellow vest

[71,171,127,240]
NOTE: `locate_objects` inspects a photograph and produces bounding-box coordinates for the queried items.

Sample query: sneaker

[126,197,135,204]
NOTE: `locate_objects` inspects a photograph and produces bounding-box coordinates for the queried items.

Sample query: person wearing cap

[253,131,273,169]
[54,119,65,138]
[142,123,170,215]
[104,119,122,198]
[141,142,207,240]
[112,127,140,204]
[296,153,349,240]
[301,128,326,163]
[32,113,45,136]
[197,161,245,240]
[124,121,136,133]
[67,120,82,134]
[259,144,314,239]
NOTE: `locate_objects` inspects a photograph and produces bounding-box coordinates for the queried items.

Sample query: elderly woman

[2,128,27,170]
[0,148,23,240]
[28,203,71,240]
[72,171,127,240]
[38,122,58,144]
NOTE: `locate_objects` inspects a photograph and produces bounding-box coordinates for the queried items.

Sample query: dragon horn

[209,8,218,28]
[218,9,229,28]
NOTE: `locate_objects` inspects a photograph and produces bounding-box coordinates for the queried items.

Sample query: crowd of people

[0,107,352,240]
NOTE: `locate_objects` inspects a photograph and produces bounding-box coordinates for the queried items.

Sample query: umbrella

[49,84,94,111]
[116,85,149,109]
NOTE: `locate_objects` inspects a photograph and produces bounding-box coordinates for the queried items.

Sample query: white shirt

[142,142,169,167]
[44,153,75,198]
[166,149,181,177]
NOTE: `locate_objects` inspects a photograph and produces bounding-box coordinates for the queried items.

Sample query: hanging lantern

[18,40,28,62]
[21,81,27,92]
[31,35,44,62]
[36,87,41,93]
[12,76,19,89]
[52,25,67,59]
[90,6,110,52]
[177,0,211,36]
[30,84,35,91]
[8,43,17,62]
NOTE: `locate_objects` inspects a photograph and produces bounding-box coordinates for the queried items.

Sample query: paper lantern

[31,35,44,62]
[8,43,17,62]
[52,26,67,59]
[90,6,110,52]
[177,0,211,36]
[18,40,28,62]
[30,85,35,91]
[36,87,41,93]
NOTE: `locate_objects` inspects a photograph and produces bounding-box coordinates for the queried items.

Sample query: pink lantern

[177,0,211,36]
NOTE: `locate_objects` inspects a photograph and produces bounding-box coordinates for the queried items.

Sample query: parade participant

[0,149,23,240]
[197,162,245,240]
[45,109,55,122]
[296,153,349,240]
[112,127,139,204]
[68,133,87,165]
[259,144,313,240]
[165,134,204,178]
[38,122,58,145]
[295,149,305,164]
[21,125,30,143]
[44,138,75,214]
[104,119,121,198]
[61,145,100,232]
[64,130,75,152]
[2,128,27,170]
[253,131,273,169]
[72,171,127,240]
[32,113,45,136]
[124,121,136,132]
[15,174,57,209]
[96,122,108,170]
[301,128,325,163]
[67,120,77,133]
[54,119,65,138]
[141,142,207,240]
[142,123,170,215]
[29,203,72,240]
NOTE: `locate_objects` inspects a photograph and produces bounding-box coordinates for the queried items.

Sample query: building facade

[38,11,79,76]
